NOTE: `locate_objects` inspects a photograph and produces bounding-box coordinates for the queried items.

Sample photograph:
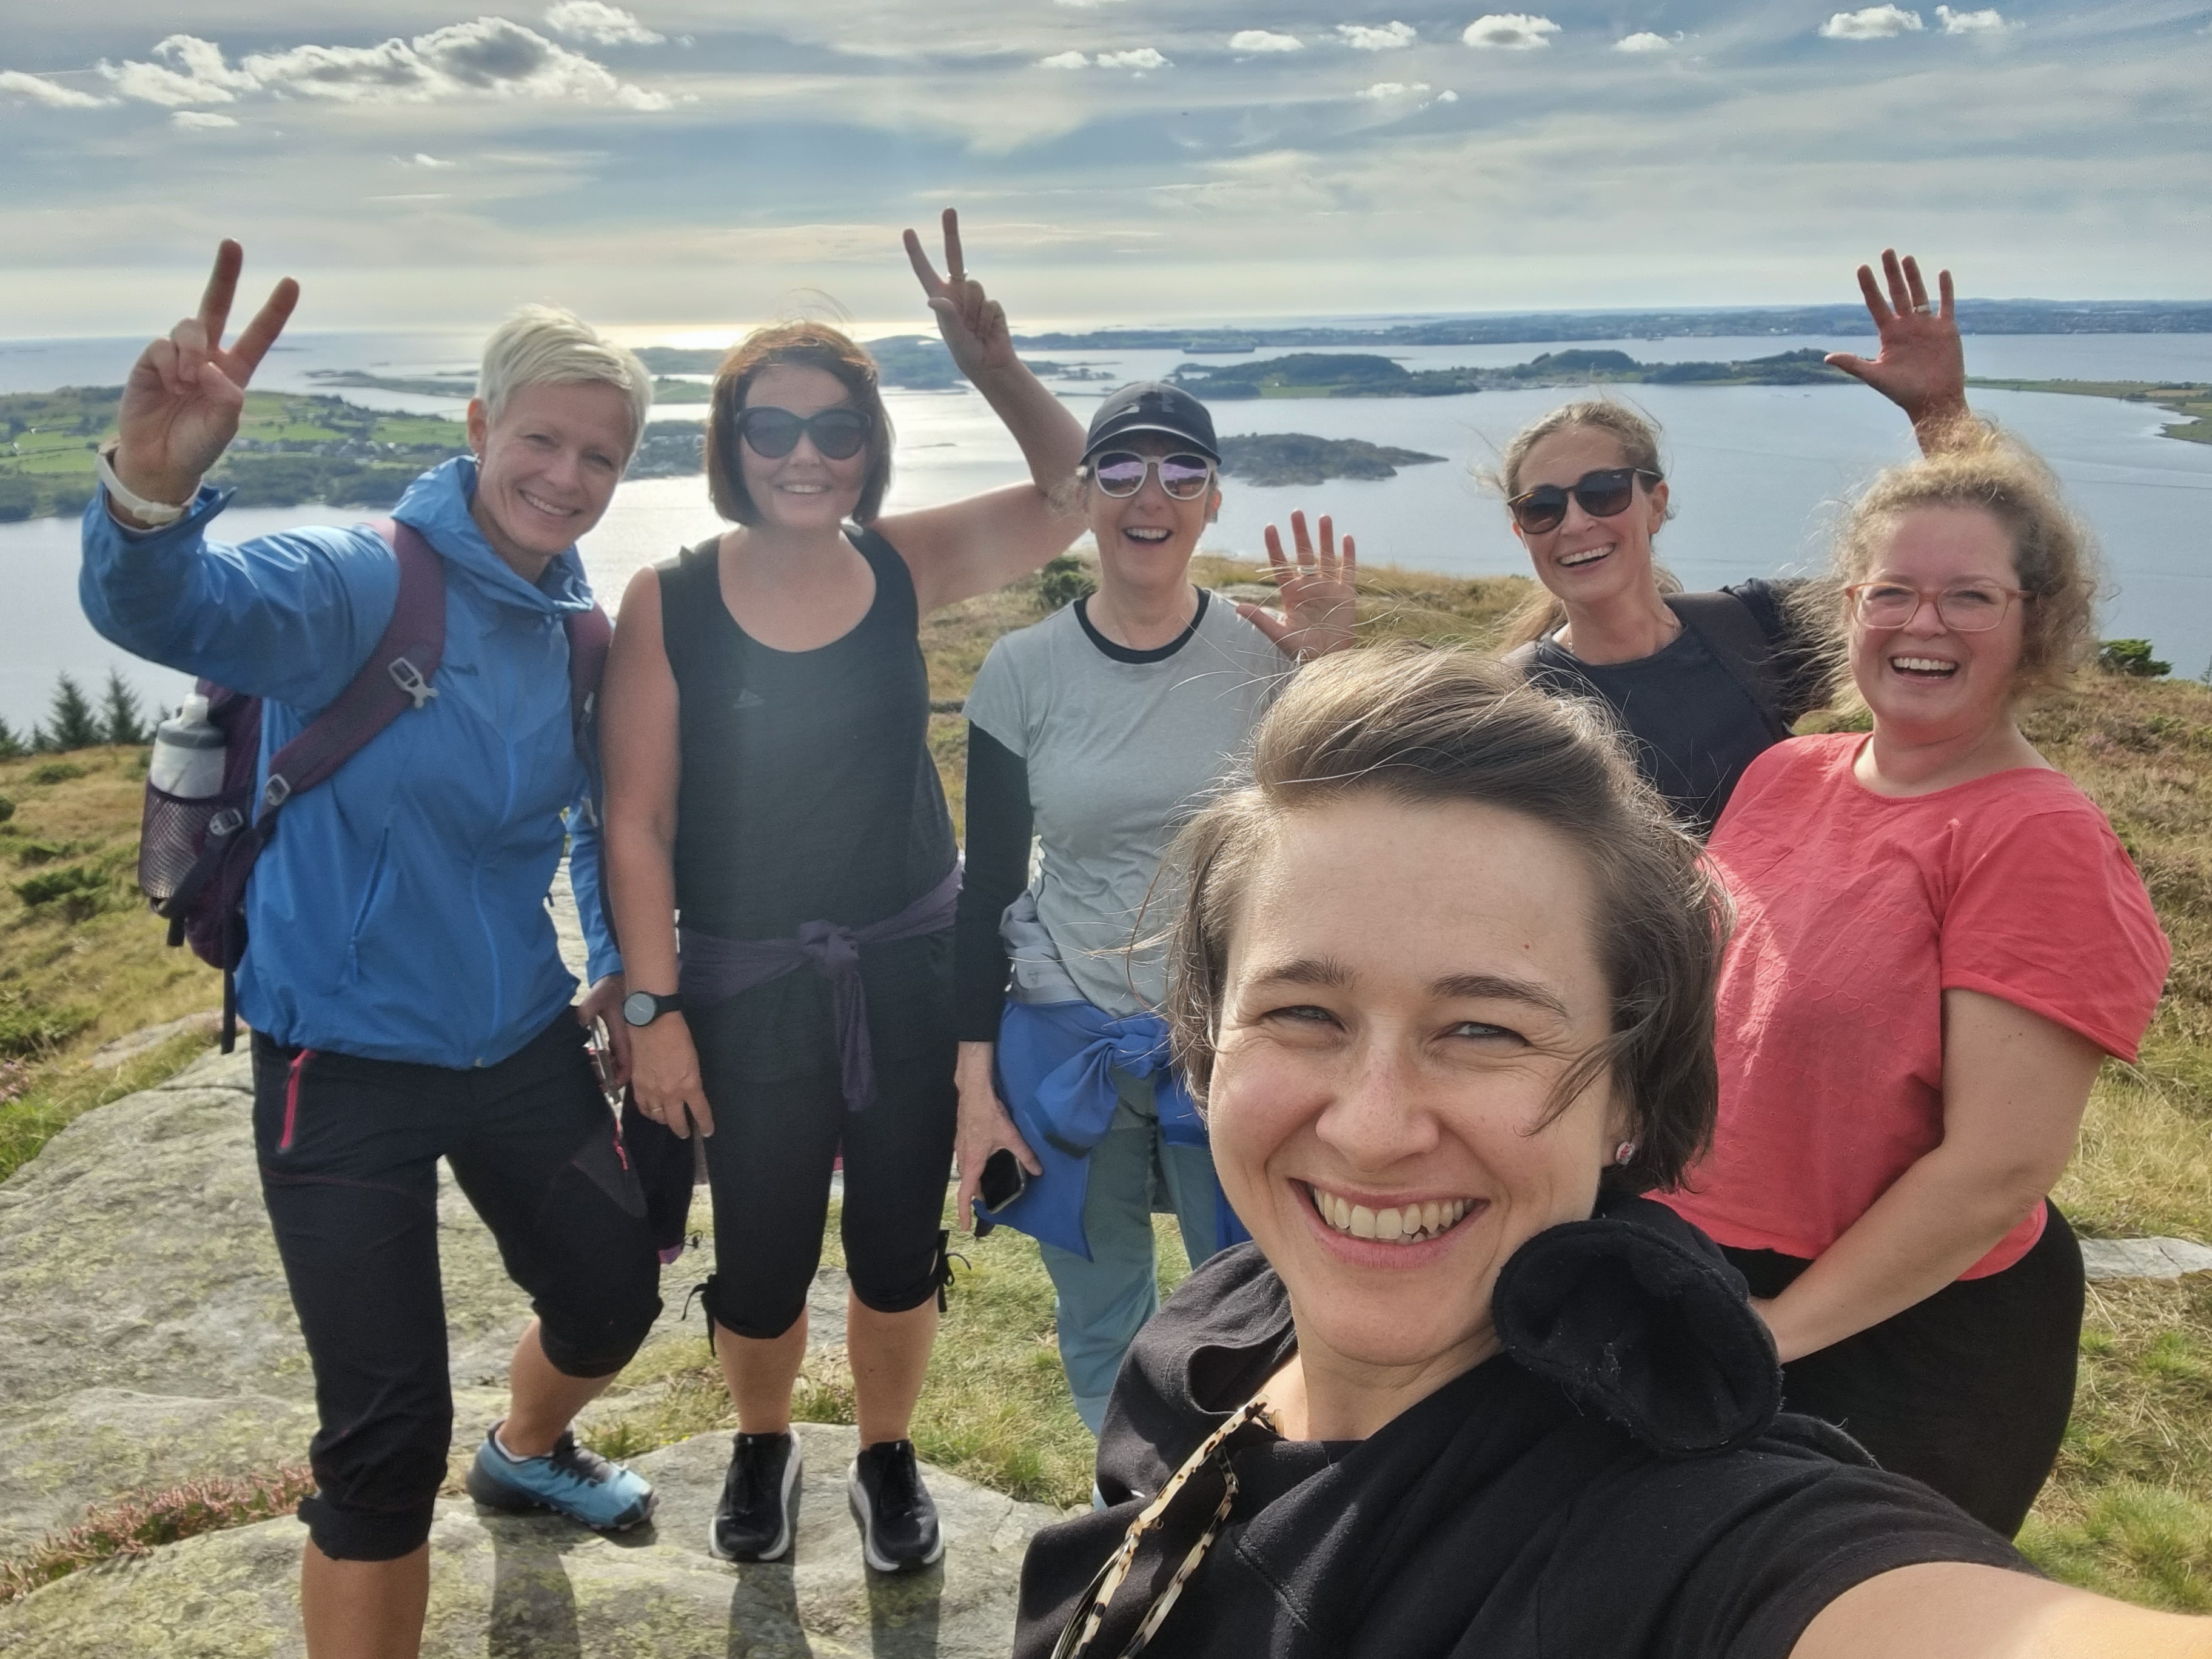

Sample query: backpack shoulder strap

[255,519,447,824]
[1666,591,1788,738]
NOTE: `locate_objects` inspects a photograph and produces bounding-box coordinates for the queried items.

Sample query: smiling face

[1207,793,1624,1389]
[1509,425,1669,612]
[466,379,634,572]
[1848,504,2027,746]
[735,361,873,533]
[1085,432,1219,589]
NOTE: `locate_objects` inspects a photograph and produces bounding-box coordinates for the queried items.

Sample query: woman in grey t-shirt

[950,381,1356,1432]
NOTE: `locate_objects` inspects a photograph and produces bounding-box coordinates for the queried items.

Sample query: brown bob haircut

[1161,643,1730,1196]
[705,321,895,526]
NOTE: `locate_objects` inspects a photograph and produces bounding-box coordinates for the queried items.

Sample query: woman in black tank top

[598,212,1089,1574]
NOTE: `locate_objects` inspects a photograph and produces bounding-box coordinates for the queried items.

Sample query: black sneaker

[847,1439,943,1572]
[708,1431,800,1561]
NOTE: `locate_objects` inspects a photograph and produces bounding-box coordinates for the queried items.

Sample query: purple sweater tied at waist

[677,861,960,1112]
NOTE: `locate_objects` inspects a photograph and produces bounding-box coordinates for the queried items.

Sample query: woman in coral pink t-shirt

[1667,432,2170,1538]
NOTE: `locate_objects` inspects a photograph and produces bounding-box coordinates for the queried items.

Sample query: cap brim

[1082,421,1221,464]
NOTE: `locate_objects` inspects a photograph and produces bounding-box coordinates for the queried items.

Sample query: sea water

[6,330,2210,728]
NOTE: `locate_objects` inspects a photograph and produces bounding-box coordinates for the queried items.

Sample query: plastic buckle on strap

[208,808,244,838]
[389,657,439,710]
[260,777,292,812]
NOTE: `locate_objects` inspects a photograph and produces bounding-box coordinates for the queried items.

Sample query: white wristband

[96,443,193,528]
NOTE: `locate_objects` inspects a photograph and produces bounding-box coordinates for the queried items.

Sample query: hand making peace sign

[1824,249,1969,434]
[903,207,1020,386]
[113,240,300,511]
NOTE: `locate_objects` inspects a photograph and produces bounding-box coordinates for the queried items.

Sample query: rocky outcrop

[0,1423,1056,1657]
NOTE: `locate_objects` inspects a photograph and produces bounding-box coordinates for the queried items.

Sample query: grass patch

[0,1466,317,1603]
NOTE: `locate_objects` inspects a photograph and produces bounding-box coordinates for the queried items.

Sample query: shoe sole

[846,1459,946,1574]
[706,1442,800,1563]
[464,1460,657,1533]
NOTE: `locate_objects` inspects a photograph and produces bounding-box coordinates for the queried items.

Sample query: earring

[1612,1141,1637,1167]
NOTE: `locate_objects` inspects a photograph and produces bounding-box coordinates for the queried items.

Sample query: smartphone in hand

[979,1147,1027,1213]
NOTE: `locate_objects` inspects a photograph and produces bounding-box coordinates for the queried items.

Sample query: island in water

[5,358,2204,520]
[1218,433,1445,486]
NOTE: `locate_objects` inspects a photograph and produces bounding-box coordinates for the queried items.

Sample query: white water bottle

[148,694,227,800]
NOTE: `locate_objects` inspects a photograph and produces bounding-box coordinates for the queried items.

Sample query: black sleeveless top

[655,526,956,1073]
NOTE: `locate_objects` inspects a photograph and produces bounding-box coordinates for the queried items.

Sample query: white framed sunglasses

[1087,451,1217,501]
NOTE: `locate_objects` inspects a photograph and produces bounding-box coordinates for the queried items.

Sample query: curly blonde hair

[1821,427,2101,703]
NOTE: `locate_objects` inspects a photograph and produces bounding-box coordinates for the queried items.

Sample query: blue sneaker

[465,1425,656,1532]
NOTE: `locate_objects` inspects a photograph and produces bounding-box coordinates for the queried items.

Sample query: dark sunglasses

[1507,466,1661,535]
[1089,451,1216,501]
[734,405,871,461]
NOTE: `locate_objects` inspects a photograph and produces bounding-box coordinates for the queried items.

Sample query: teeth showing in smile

[1124,526,1171,543]
[1891,655,1958,677]
[519,489,578,518]
[1308,1184,1473,1244]
[1557,544,1613,569]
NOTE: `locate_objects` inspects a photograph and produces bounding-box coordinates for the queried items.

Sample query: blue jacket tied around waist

[992,997,1249,1261]
[80,457,618,1068]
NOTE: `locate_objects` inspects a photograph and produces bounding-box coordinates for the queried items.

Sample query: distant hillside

[1170,347,1852,400]
[636,338,1113,393]
[1218,433,1445,485]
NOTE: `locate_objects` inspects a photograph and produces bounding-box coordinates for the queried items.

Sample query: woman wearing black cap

[599,212,1090,1574]
[950,381,1356,1434]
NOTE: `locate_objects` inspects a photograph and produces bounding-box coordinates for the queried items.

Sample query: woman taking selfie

[1497,250,1971,834]
[953,380,1356,1435]
[1666,433,2170,1535]
[1014,646,2198,1659]
[600,211,1088,1574]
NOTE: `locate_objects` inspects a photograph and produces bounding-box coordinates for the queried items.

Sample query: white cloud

[0,71,115,109]
[1462,14,1562,49]
[1037,49,1091,67]
[1229,29,1304,51]
[1096,47,1171,68]
[1435,87,1459,99]
[544,2,665,46]
[402,152,458,167]
[241,19,671,109]
[1820,5,1925,36]
[1936,4,2011,29]
[171,110,239,129]
[1614,30,1677,50]
[100,35,259,107]
[1359,79,1433,96]
[1338,21,1418,49]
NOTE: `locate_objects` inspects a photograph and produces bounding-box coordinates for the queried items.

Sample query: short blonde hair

[1823,427,2100,702]
[477,304,654,461]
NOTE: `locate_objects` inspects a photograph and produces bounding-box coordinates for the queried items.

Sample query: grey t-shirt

[962,591,1294,1015]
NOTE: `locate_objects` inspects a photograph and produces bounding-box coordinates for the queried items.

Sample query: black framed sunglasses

[1507,466,1661,535]
[1088,451,1216,501]
[734,405,871,461]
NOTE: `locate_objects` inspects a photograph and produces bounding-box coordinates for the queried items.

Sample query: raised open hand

[903,207,1018,385]
[1825,250,1968,432]
[113,240,299,509]
[1240,511,1358,661]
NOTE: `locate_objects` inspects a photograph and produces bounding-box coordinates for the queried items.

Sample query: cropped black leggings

[689,1003,957,1341]
[253,1013,661,1561]
[1726,1200,2083,1538]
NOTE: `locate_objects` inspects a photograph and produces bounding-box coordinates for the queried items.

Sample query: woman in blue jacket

[80,242,660,1659]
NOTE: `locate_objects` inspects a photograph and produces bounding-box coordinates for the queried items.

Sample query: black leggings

[1726,1201,2083,1538]
[689,1005,957,1340]
[253,1013,661,1561]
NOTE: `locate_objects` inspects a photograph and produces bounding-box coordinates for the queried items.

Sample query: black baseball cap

[1082,381,1219,464]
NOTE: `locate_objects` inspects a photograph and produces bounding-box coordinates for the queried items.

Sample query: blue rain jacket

[79,457,619,1068]
[989,997,1248,1261]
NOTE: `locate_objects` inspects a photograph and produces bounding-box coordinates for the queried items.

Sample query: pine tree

[99,668,149,746]
[41,672,104,752]
[0,716,27,760]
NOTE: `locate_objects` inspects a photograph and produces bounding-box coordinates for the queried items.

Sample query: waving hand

[1825,249,1970,442]
[113,240,300,509]
[903,208,1019,384]
[1239,511,1358,661]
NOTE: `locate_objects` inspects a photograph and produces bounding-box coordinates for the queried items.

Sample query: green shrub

[27,762,85,785]
[0,796,13,825]
[0,476,35,523]
[0,996,94,1059]
[2100,640,2173,679]
[1038,554,1098,611]
[13,865,107,908]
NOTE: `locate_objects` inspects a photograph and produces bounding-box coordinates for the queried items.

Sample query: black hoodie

[1015,1199,2028,1659]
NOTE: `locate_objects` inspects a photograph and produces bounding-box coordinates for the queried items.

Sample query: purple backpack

[136,520,611,1050]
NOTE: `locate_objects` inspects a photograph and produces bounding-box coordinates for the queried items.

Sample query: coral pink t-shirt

[1665,733,2170,1279]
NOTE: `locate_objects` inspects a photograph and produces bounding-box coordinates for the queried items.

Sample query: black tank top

[657,526,956,938]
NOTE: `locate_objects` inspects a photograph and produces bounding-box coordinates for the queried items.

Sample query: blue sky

[2,0,2206,336]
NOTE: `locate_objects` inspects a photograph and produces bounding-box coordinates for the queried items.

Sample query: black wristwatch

[622,989,684,1027]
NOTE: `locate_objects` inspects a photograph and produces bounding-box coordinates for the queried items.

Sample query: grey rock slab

[88,1010,223,1068]
[0,1424,1057,1659]
[2080,1236,2212,1281]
